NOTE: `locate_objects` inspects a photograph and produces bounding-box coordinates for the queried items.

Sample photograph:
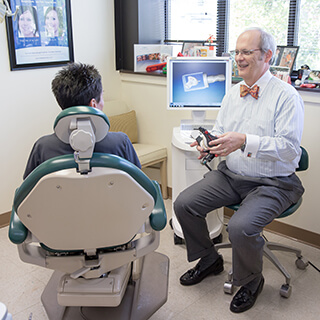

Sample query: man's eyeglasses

[234,49,262,56]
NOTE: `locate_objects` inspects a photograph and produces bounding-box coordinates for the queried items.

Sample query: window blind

[216,0,229,56]
[287,0,300,46]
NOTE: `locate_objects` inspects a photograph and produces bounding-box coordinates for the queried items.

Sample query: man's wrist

[240,135,246,152]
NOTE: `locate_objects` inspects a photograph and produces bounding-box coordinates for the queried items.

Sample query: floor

[1,199,320,320]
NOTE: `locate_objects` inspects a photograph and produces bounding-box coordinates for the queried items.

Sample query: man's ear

[89,98,96,108]
[265,49,273,64]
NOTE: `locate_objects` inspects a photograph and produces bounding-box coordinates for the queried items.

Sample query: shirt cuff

[242,134,259,157]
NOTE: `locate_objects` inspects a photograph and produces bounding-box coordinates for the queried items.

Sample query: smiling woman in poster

[44,6,65,37]
[17,6,39,38]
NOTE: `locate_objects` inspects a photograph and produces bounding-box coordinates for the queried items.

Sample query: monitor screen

[167,57,232,111]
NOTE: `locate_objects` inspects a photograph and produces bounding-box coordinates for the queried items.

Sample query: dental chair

[8,106,169,320]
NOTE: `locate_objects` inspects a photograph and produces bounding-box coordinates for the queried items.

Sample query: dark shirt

[23,132,141,179]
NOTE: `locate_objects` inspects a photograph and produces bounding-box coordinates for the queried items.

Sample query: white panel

[18,167,154,250]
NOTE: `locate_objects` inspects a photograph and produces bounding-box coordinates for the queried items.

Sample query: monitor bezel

[167,56,232,111]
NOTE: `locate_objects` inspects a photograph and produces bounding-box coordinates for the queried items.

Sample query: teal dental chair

[215,146,309,298]
[8,106,169,320]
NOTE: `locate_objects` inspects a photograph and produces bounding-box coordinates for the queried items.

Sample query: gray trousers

[174,161,304,286]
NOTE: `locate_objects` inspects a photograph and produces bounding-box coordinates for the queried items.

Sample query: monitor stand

[172,112,223,244]
[180,110,215,132]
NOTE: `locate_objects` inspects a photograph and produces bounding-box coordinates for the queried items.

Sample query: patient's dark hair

[51,62,102,110]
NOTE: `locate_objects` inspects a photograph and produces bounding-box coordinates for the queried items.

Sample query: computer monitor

[167,56,232,128]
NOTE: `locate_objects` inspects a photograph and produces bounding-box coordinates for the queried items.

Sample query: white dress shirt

[213,70,304,177]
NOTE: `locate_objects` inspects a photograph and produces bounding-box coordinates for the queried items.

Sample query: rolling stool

[215,146,309,298]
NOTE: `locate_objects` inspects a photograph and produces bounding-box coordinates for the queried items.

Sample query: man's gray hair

[241,27,277,65]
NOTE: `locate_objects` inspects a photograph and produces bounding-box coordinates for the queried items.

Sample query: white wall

[288,92,320,234]
[0,0,121,213]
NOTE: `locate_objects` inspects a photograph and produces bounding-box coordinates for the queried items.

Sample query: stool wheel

[280,284,292,298]
[295,257,309,270]
[223,281,234,295]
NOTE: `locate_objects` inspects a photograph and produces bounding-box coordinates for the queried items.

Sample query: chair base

[41,252,169,320]
[57,263,132,307]
[215,237,309,298]
[263,241,308,284]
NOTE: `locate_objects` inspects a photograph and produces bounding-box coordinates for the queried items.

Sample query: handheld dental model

[194,126,218,171]
[182,72,225,92]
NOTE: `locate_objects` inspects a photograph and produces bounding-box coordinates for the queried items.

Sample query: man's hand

[190,132,246,157]
[190,140,211,159]
[208,132,246,156]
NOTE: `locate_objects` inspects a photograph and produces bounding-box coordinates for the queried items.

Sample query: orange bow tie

[240,84,259,99]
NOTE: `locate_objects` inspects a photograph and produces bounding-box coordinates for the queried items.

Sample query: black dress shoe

[180,255,224,286]
[230,276,264,313]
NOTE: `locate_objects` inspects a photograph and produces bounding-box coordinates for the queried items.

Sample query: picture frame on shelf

[181,41,204,57]
[134,44,173,73]
[228,50,242,80]
[270,65,291,83]
[272,45,299,75]
[5,0,74,71]
[193,45,215,57]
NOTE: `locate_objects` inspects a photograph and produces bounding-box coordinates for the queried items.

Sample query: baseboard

[0,211,11,228]
[224,208,320,249]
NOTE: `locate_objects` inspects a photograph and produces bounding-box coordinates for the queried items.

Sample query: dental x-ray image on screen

[167,57,232,110]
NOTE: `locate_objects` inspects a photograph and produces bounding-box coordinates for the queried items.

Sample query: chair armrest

[8,207,28,244]
[149,181,167,231]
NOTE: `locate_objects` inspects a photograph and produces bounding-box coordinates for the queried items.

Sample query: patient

[23,62,141,178]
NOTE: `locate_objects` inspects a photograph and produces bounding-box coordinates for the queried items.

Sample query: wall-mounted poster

[5,0,74,70]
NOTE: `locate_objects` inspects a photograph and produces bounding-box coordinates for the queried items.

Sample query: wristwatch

[240,136,246,152]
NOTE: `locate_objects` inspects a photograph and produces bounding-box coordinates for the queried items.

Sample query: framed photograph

[134,44,173,72]
[5,0,74,71]
[193,46,215,57]
[270,66,291,83]
[229,50,242,80]
[272,46,299,75]
[182,41,204,57]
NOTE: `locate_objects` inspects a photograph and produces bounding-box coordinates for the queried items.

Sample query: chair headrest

[54,106,110,144]
[54,106,110,165]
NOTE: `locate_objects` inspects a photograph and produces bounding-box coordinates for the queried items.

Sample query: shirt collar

[241,69,272,96]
